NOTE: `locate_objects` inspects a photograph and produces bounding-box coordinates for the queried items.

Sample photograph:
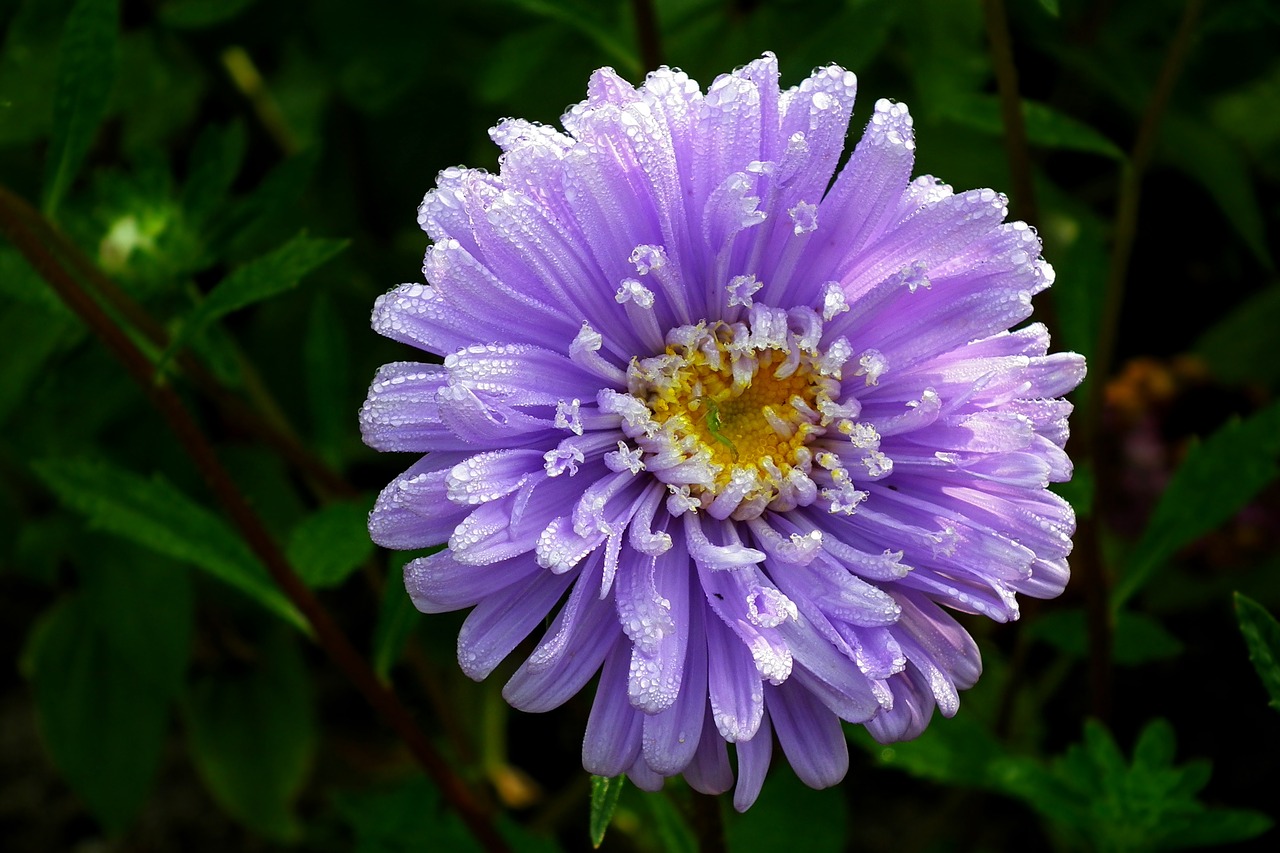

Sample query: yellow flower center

[624,315,850,520]
[648,347,821,487]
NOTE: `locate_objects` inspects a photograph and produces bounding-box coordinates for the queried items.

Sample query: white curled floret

[726,274,763,308]
[815,337,853,376]
[604,440,645,474]
[788,200,819,234]
[554,398,583,435]
[855,348,888,385]
[820,281,850,320]
[615,278,655,308]
[665,485,701,516]
[630,243,668,275]
[544,442,585,477]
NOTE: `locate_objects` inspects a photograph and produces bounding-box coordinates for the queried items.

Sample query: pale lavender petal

[732,711,773,813]
[765,680,848,789]
[582,640,644,777]
[684,707,734,795]
[456,562,577,679]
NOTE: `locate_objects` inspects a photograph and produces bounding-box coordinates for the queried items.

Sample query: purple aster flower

[361,53,1085,810]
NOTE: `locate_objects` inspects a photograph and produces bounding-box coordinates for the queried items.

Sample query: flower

[361,53,1086,810]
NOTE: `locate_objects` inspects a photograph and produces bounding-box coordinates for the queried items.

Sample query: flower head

[361,54,1085,809]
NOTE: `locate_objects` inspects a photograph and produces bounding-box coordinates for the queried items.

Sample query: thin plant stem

[689,789,727,853]
[982,0,1040,229]
[0,184,510,853]
[630,0,664,71]
[1076,0,1204,720]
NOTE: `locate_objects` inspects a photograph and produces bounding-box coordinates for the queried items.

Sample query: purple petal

[765,680,848,789]
[583,640,644,777]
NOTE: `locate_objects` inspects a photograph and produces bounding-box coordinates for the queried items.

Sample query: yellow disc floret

[623,308,857,521]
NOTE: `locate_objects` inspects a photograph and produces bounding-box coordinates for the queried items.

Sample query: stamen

[621,305,890,521]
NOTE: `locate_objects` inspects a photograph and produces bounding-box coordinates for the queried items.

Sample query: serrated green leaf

[1196,284,1280,387]
[589,774,625,848]
[1131,717,1177,773]
[25,595,171,833]
[183,630,315,842]
[996,718,1273,850]
[1115,400,1280,609]
[163,234,347,366]
[944,93,1125,160]
[32,457,306,631]
[44,0,120,217]
[1116,399,1280,607]
[1235,592,1280,712]
[286,500,374,588]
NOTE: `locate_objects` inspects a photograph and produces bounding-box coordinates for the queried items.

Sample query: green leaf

[1196,284,1280,387]
[1030,608,1184,666]
[163,234,347,366]
[372,552,426,681]
[159,0,258,29]
[25,594,172,833]
[1115,400,1280,609]
[181,121,248,222]
[645,791,697,853]
[589,774,625,848]
[221,149,319,257]
[79,550,194,698]
[1234,592,1280,712]
[1037,0,1061,16]
[286,500,374,588]
[1041,199,1109,368]
[944,93,1126,160]
[44,0,120,217]
[501,0,639,75]
[304,293,351,463]
[726,764,846,853]
[335,775,481,853]
[993,718,1273,850]
[32,457,306,631]
[1160,113,1274,270]
[183,630,315,841]
[0,301,79,427]
[855,711,1006,788]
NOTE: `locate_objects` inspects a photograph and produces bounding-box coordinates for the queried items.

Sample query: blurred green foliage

[2,0,1279,851]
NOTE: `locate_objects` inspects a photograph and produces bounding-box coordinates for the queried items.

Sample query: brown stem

[982,0,1062,365]
[689,790,727,853]
[982,0,1040,229]
[0,184,510,853]
[630,0,664,71]
[1074,0,1204,720]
